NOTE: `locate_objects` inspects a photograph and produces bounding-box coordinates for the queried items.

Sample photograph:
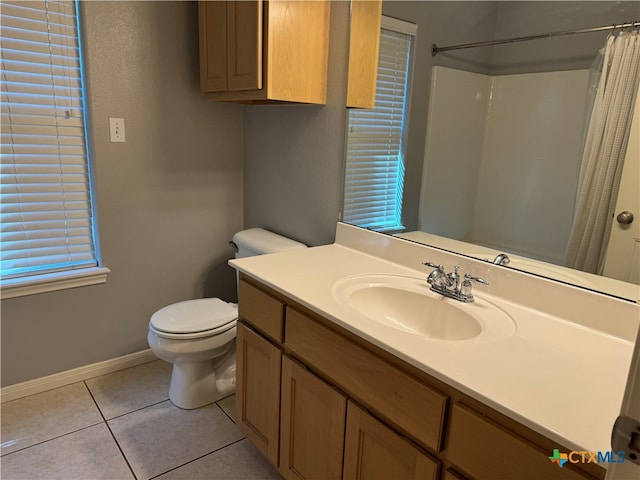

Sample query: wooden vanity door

[236,323,281,466]
[343,401,439,480]
[279,356,346,480]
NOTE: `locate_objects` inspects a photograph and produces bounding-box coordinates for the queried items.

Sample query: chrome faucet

[423,262,489,303]
[493,253,510,266]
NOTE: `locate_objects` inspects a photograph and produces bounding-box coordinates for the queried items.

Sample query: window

[1,0,107,298]
[342,16,416,233]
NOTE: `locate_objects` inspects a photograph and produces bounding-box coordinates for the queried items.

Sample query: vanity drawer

[285,307,448,452]
[238,279,285,343]
[447,403,597,480]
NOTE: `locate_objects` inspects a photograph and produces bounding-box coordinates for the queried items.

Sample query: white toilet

[147,228,307,409]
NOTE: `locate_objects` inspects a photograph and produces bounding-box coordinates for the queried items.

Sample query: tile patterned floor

[0,360,282,480]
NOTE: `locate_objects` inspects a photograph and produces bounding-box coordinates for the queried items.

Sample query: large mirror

[343,1,640,301]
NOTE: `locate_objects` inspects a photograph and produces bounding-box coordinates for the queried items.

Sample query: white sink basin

[332,274,516,343]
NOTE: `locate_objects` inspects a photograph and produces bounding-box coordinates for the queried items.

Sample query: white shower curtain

[565,31,640,274]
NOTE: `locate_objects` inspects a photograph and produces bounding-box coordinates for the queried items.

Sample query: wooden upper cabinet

[226,1,262,91]
[198,0,330,104]
[346,0,382,109]
[198,1,228,92]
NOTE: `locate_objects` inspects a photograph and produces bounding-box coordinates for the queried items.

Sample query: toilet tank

[232,228,307,258]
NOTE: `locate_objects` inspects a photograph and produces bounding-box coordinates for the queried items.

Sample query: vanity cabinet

[285,306,447,452]
[280,356,346,479]
[236,323,281,465]
[442,469,467,480]
[198,0,330,104]
[344,401,438,480]
[446,403,591,480]
[236,275,605,480]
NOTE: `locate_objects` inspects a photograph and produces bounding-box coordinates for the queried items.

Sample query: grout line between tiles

[146,437,248,480]
[214,398,236,425]
[0,421,105,458]
[4,376,246,479]
[82,381,138,480]
[102,398,170,422]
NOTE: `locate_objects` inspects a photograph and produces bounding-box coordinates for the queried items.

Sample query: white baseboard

[1,349,158,403]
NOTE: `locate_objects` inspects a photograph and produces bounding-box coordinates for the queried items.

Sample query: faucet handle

[424,262,447,287]
[422,261,443,270]
[464,273,489,286]
[493,253,510,266]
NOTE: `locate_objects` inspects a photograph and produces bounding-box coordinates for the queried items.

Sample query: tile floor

[0,360,282,480]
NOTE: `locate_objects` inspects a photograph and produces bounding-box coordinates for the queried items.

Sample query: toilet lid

[150,298,238,334]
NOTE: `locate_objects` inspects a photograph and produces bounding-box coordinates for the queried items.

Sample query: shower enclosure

[420,66,591,265]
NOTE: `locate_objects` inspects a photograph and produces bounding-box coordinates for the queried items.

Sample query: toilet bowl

[147,298,238,409]
[148,228,308,410]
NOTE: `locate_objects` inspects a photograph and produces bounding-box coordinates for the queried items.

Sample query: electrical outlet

[109,117,126,143]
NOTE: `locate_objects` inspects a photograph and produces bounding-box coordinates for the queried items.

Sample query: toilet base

[168,352,236,409]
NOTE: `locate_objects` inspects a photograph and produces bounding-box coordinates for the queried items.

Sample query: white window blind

[1,0,98,281]
[343,17,416,233]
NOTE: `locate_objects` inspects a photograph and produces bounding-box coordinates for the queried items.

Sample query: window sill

[1,267,111,300]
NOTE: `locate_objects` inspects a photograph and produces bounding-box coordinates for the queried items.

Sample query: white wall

[420,67,590,264]
[472,70,590,263]
[420,67,490,239]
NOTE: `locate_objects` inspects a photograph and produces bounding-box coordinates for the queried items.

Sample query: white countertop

[230,233,638,457]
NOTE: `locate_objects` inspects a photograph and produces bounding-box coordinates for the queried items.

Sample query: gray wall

[491,1,640,74]
[1,2,244,386]
[243,1,351,247]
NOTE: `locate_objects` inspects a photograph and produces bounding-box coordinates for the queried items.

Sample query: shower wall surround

[420,66,590,264]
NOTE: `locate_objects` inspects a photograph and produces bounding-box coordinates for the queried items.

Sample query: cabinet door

[279,356,346,480]
[198,1,228,92]
[236,323,281,466]
[442,469,467,480]
[266,0,330,104]
[446,403,594,480]
[344,401,439,480]
[285,307,448,452]
[226,0,262,91]
[346,0,382,108]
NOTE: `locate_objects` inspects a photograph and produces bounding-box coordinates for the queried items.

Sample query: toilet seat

[149,298,238,340]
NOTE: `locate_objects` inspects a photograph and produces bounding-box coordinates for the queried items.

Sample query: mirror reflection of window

[343,17,417,233]
[347,2,640,301]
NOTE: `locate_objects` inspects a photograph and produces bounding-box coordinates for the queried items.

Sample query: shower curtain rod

[431,21,640,56]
